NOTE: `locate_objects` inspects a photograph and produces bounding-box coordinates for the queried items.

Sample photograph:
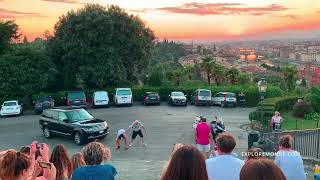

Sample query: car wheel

[74,132,84,145]
[43,127,52,139]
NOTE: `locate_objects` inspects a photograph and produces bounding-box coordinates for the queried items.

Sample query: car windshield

[38,97,52,102]
[227,93,236,98]
[172,92,184,96]
[68,92,85,100]
[65,109,93,122]
[117,90,131,96]
[199,91,211,96]
[3,102,17,106]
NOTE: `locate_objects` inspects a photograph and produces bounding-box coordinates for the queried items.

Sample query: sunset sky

[1,0,320,42]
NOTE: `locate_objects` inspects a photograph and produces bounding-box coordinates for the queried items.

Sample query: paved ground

[1,104,314,179]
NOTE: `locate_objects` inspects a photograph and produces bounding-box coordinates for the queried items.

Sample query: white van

[92,91,109,108]
[114,88,133,106]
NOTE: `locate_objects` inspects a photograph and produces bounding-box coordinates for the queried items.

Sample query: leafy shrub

[292,100,314,118]
[305,112,320,121]
[305,86,320,113]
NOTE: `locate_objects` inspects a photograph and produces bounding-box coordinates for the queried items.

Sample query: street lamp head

[258,78,268,93]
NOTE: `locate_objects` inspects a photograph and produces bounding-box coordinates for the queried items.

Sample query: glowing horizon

[1,0,320,42]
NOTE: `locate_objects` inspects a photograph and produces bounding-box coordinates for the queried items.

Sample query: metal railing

[261,128,320,159]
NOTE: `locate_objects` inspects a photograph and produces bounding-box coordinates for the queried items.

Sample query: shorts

[197,144,210,153]
[117,134,126,140]
[132,130,143,139]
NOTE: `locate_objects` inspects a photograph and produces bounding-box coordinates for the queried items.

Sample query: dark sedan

[142,92,160,105]
[39,108,109,145]
[34,96,55,114]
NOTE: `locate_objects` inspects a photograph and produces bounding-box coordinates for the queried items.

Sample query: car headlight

[83,127,94,132]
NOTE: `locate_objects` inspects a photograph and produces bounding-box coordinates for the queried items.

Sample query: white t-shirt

[272,116,282,123]
[274,150,306,180]
[116,129,126,139]
[129,121,143,132]
[206,154,244,180]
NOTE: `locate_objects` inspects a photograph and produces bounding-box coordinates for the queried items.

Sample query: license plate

[99,130,103,133]
[150,98,156,100]
[121,97,127,99]
[6,108,13,110]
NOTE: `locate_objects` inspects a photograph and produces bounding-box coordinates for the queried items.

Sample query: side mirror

[168,95,171,97]
[63,119,69,123]
[185,95,187,97]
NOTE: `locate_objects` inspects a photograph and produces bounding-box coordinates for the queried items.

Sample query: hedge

[1,85,284,109]
[250,96,303,122]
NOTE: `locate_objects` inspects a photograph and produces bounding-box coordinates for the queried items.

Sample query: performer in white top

[271,111,283,130]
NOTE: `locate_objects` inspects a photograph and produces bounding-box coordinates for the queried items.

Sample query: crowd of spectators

[0,133,309,180]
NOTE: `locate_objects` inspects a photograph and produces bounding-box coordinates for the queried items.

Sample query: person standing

[195,117,212,159]
[271,111,283,130]
[206,133,244,180]
[127,120,147,147]
[275,134,306,180]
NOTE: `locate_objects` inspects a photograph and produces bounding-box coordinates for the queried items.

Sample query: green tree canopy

[0,20,19,54]
[200,55,216,85]
[226,67,240,85]
[0,44,57,98]
[283,65,298,92]
[47,4,155,89]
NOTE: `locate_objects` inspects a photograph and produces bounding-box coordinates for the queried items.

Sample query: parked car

[142,92,160,105]
[114,88,133,106]
[191,89,212,106]
[34,96,55,114]
[92,91,109,108]
[168,91,187,106]
[0,100,23,117]
[39,108,109,145]
[63,91,87,109]
[212,92,237,107]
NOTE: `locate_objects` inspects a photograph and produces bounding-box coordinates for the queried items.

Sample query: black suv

[63,91,87,109]
[39,108,109,145]
[34,96,55,114]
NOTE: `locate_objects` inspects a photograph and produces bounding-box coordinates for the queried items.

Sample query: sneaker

[142,143,147,147]
[129,143,133,147]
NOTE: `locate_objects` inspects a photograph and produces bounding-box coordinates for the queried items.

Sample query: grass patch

[281,111,319,130]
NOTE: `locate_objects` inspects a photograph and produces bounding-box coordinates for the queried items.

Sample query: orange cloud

[41,0,82,4]
[155,3,289,16]
[0,8,46,18]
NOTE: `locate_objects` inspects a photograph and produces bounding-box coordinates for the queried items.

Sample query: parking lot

[0,103,254,179]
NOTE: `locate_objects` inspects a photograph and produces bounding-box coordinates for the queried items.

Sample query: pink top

[196,122,211,145]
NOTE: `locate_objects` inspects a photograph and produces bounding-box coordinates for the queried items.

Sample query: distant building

[178,54,201,66]
[279,47,293,59]
[238,48,256,61]
[299,66,320,87]
[301,53,320,62]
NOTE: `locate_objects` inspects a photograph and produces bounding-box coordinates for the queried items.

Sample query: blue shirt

[71,164,117,180]
[206,154,244,180]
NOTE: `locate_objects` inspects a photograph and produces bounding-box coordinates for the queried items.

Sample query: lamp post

[258,78,268,132]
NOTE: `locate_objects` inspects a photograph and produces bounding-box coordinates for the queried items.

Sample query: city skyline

[1,0,320,41]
